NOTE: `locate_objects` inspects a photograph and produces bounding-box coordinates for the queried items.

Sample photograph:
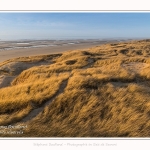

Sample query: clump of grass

[0,105,32,125]
[0,72,70,114]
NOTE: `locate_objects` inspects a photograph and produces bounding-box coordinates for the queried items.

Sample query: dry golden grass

[1,39,150,137]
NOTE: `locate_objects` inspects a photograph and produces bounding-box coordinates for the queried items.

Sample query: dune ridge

[0,39,150,137]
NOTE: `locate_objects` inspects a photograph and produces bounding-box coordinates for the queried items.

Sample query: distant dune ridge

[1,39,150,137]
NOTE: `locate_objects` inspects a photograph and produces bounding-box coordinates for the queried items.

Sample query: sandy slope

[1,39,150,137]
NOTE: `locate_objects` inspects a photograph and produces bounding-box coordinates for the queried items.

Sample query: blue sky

[0,13,150,40]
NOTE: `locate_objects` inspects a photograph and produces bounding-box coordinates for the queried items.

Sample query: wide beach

[0,39,119,63]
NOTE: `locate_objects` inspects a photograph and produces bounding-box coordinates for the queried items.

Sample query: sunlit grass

[0,39,150,137]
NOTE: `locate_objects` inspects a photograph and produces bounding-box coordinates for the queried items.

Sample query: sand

[0,40,112,63]
[122,62,149,74]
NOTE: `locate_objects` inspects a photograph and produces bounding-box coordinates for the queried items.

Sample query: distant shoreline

[0,39,125,63]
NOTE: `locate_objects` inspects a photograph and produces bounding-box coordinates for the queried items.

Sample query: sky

[0,12,150,40]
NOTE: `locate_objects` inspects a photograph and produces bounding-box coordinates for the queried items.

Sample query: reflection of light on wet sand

[1,40,98,51]
[17,43,30,44]
[1,44,58,51]
[30,44,57,48]
[68,43,75,44]
[0,39,114,51]
[47,44,57,46]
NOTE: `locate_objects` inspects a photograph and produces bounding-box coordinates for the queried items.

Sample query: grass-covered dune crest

[1,39,150,137]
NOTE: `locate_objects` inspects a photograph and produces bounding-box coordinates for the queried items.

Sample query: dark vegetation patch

[65,60,77,65]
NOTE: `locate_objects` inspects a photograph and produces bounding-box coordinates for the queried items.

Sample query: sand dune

[0,39,150,137]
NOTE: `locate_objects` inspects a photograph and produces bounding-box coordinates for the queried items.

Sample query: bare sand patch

[0,61,52,88]
[122,62,149,74]
[0,75,15,88]
[0,61,52,75]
